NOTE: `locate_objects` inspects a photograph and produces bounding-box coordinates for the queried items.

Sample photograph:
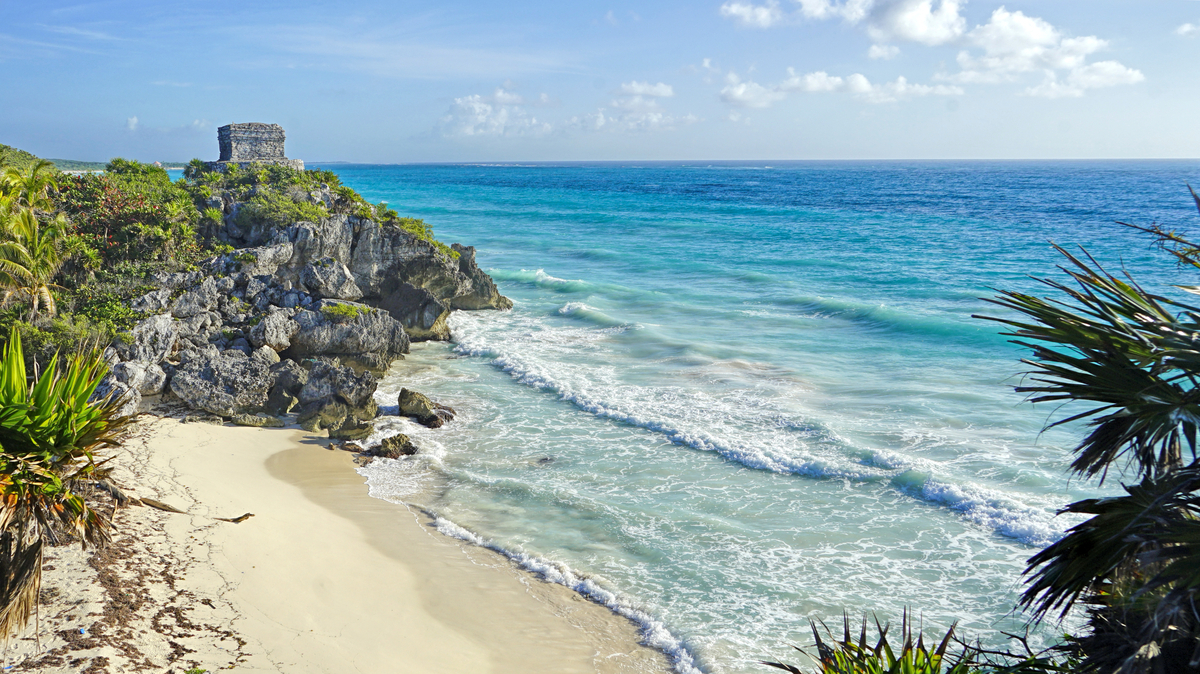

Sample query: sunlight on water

[328,160,1200,673]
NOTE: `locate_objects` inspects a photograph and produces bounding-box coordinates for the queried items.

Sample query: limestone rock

[131,288,172,313]
[286,300,409,373]
[294,361,379,436]
[231,413,285,428]
[448,244,514,311]
[93,376,140,418]
[119,314,178,364]
[249,310,301,352]
[397,388,456,429]
[171,277,220,318]
[111,361,168,397]
[169,348,272,417]
[251,345,281,366]
[376,282,449,341]
[373,434,418,459]
[301,257,363,301]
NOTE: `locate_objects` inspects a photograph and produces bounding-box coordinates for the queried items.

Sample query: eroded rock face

[112,361,168,397]
[295,361,379,437]
[300,257,362,301]
[169,348,272,417]
[118,314,178,364]
[249,309,300,352]
[376,283,449,341]
[286,300,409,373]
[448,244,513,311]
[397,388,456,429]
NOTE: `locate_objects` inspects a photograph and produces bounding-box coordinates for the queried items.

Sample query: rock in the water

[373,433,417,458]
[231,413,285,428]
[376,282,449,341]
[286,300,409,373]
[249,309,301,352]
[169,348,272,417]
[301,257,363,301]
[397,388,456,428]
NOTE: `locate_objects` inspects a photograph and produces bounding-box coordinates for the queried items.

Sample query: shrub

[233,189,327,231]
[320,303,363,322]
[764,613,979,674]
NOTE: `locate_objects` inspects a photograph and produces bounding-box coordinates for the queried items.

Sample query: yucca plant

[0,328,130,637]
[763,611,979,674]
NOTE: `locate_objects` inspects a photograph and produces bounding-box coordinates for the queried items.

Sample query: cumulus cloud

[720,73,788,107]
[440,87,552,137]
[619,81,674,97]
[1024,60,1145,98]
[940,7,1143,96]
[126,116,138,131]
[868,44,900,59]
[720,0,784,27]
[867,0,966,46]
[1178,23,1199,37]
[796,0,872,21]
[779,67,960,102]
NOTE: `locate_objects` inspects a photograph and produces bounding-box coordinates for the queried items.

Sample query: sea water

[316,161,1200,673]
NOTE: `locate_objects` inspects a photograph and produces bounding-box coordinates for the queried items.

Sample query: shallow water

[321,160,1200,674]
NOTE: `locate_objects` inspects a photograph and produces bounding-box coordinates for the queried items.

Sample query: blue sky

[2,0,1197,161]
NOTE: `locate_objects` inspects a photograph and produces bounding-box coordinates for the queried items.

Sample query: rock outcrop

[295,361,379,439]
[397,388,456,429]
[285,300,409,374]
[169,348,273,418]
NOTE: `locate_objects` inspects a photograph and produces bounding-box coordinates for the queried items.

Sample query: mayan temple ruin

[205,122,304,171]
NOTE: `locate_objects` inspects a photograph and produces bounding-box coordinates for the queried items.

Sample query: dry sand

[7,415,669,674]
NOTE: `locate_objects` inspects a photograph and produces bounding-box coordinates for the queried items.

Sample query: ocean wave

[777,295,998,344]
[488,268,595,293]
[557,302,634,329]
[449,311,1064,546]
[429,515,704,674]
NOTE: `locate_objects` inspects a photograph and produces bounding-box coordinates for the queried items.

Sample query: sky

[1,0,1198,162]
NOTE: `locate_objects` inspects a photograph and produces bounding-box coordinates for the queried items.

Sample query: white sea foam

[431,516,703,674]
[448,309,1067,547]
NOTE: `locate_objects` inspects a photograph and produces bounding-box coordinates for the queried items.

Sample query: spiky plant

[976,188,1200,672]
[763,611,979,674]
[0,329,130,637]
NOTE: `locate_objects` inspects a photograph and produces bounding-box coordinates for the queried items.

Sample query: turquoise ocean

[316,161,1200,673]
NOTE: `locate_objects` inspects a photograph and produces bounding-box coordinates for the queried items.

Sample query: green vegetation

[765,615,977,674]
[0,145,44,174]
[320,302,365,321]
[0,329,132,637]
[44,159,106,172]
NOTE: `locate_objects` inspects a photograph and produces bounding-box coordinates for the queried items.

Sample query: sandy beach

[8,415,668,674]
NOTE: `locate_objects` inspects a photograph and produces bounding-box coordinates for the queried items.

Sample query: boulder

[131,288,172,313]
[118,313,178,364]
[171,276,220,318]
[263,358,307,416]
[231,413,285,428]
[251,345,281,366]
[93,376,140,418]
[169,348,273,417]
[294,361,379,436]
[373,433,418,458]
[376,282,449,341]
[300,257,363,301]
[111,361,168,396]
[249,309,301,352]
[285,300,409,373]
[397,388,456,429]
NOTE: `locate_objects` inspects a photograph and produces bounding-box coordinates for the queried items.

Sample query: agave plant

[0,329,130,637]
[763,611,979,674]
[976,188,1200,672]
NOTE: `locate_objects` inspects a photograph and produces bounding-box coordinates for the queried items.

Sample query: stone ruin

[205,123,304,172]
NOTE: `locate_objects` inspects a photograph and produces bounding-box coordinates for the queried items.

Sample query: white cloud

[868,44,900,59]
[797,0,872,22]
[720,1,784,28]
[619,81,674,97]
[939,7,1143,96]
[719,73,787,107]
[440,88,551,137]
[1024,60,1145,98]
[868,0,966,46]
[779,67,960,102]
[1177,23,1199,37]
[126,116,138,131]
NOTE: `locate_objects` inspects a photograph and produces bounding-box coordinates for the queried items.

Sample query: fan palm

[0,329,130,637]
[978,188,1200,673]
